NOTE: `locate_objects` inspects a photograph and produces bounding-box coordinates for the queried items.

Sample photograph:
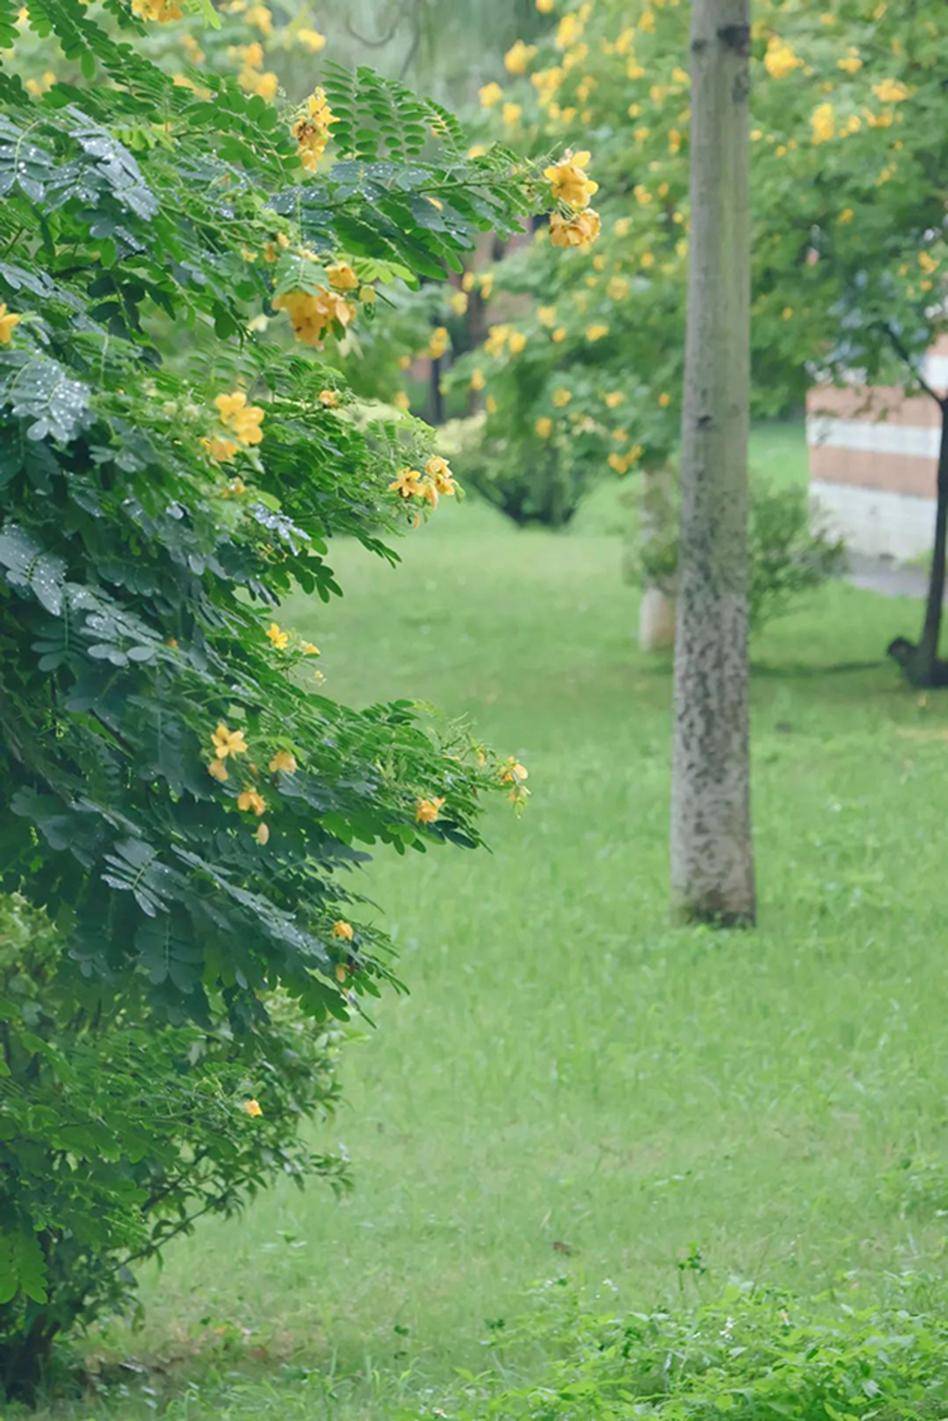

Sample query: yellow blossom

[658,391,671,408]
[255,822,270,845]
[604,391,623,409]
[131,0,182,21]
[426,456,457,494]
[215,390,265,446]
[508,330,528,355]
[332,920,354,941]
[0,304,23,345]
[393,391,411,411]
[246,3,271,31]
[237,788,267,816]
[607,276,629,301]
[811,102,836,144]
[242,1098,263,1117]
[505,39,537,74]
[266,622,290,650]
[479,273,495,298]
[450,290,469,316]
[327,261,359,292]
[486,394,498,415]
[502,102,523,127]
[273,287,355,346]
[389,467,423,499]
[202,436,239,464]
[535,416,553,439]
[479,81,503,108]
[537,305,557,327]
[292,88,338,171]
[838,207,854,224]
[536,0,554,11]
[837,51,862,74]
[500,758,528,785]
[764,37,802,79]
[544,150,599,209]
[586,324,609,342]
[208,758,229,783]
[873,78,908,103]
[427,326,450,360]
[470,368,486,391]
[552,326,567,343]
[297,26,326,52]
[550,208,601,250]
[318,388,340,408]
[416,796,445,824]
[301,641,320,656]
[269,750,298,774]
[211,723,248,759]
[552,387,572,408]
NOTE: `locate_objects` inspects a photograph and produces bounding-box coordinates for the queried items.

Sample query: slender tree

[670,0,756,925]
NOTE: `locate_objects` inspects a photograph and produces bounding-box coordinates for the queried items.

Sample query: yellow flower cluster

[427,325,450,360]
[500,757,529,807]
[485,324,526,358]
[273,287,356,347]
[763,36,801,80]
[292,88,338,172]
[415,796,445,825]
[811,101,836,144]
[131,0,182,22]
[297,26,326,53]
[0,303,22,345]
[504,39,537,75]
[233,40,277,100]
[546,149,602,252]
[215,390,265,445]
[389,456,458,509]
[608,445,643,475]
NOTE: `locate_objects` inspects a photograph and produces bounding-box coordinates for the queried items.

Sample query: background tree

[670,0,755,925]
[441,0,945,661]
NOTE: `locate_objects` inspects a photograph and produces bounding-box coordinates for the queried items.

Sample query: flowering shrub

[0,0,544,1391]
[442,0,945,525]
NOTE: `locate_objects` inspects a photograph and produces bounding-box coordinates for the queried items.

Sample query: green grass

[30,423,948,1418]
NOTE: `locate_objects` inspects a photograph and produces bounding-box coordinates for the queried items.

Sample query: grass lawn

[31,423,947,1418]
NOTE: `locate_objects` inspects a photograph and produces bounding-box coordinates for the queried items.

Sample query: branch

[882,322,945,407]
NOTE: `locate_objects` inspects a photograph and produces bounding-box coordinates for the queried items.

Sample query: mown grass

[30,425,948,1418]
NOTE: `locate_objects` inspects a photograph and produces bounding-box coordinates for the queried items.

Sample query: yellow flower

[549,208,601,250]
[500,758,528,785]
[607,276,629,301]
[255,822,270,846]
[470,368,486,392]
[273,287,356,347]
[608,452,628,474]
[292,88,338,171]
[297,26,326,52]
[837,51,862,74]
[269,750,298,774]
[266,622,290,650]
[208,758,229,783]
[555,13,582,48]
[479,273,495,299]
[332,919,355,941]
[486,394,498,415]
[535,416,553,439]
[604,391,623,409]
[247,3,271,31]
[131,0,182,21]
[215,390,265,446]
[450,290,469,316]
[301,641,320,656]
[359,284,377,305]
[416,796,445,824]
[658,391,671,408]
[240,67,278,100]
[237,788,267,816]
[505,39,537,75]
[585,323,609,342]
[838,207,854,224]
[479,81,503,108]
[811,102,836,144]
[918,252,938,275]
[763,37,802,79]
[508,330,528,355]
[327,261,359,292]
[552,387,572,408]
[873,78,908,103]
[782,306,794,321]
[427,326,450,360]
[242,1098,263,1117]
[0,304,23,345]
[390,467,423,499]
[537,306,557,328]
[552,326,567,343]
[393,391,411,411]
[502,102,523,128]
[318,389,340,409]
[544,150,599,209]
[211,723,248,759]
[536,0,553,11]
[426,456,457,495]
[614,217,632,238]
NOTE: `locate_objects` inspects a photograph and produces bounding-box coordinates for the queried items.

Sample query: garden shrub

[440,1277,948,1419]
[625,478,845,632]
[0,0,544,1393]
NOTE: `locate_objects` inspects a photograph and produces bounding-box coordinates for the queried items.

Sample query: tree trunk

[670,0,756,926]
[890,401,948,687]
[638,465,677,652]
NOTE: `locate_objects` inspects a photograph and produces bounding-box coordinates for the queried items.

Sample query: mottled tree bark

[670,0,756,925]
